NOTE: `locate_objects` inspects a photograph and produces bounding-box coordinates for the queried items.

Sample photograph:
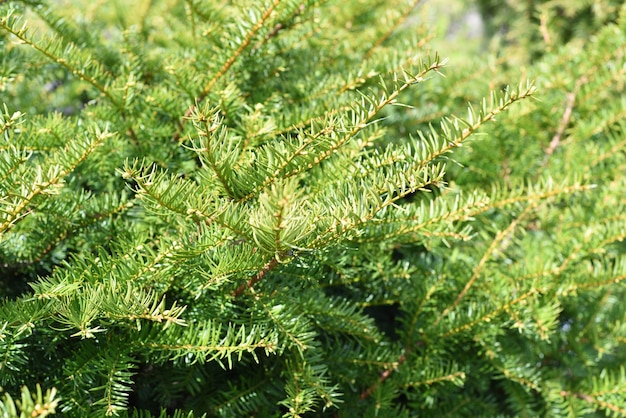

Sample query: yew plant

[0,0,625,417]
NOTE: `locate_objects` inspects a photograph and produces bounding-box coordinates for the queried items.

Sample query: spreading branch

[173,0,282,142]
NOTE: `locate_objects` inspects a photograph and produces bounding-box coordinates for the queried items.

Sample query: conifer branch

[184,0,198,42]
[141,321,278,366]
[232,257,280,297]
[364,0,422,58]
[434,204,535,327]
[97,353,135,416]
[564,272,626,293]
[475,182,594,217]
[539,11,552,48]
[183,0,212,23]
[0,385,59,417]
[255,2,306,49]
[441,288,540,338]
[0,106,24,137]
[359,353,406,400]
[243,58,446,202]
[312,85,536,249]
[374,287,543,404]
[545,91,575,157]
[0,129,113,234]
[560,390,626,416]
[494,363,541,392]
[310,165,447,249]
[588,134,626,171]
[403,371,466,388]
[426,82,536,166]
[405,274,446,348]
[279,53,429,135]
[198,115,237,198]
[13,197,131,267]
[0,8,142,146]
[358,192,489,244]
[0,11,117,106]
[0,146,30,185]
[125,162,251,239]
[173,0,282,141]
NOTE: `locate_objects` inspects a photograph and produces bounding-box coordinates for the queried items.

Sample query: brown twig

[359,353,407,400]
[232,257,280,297]
[254,3,306,50]
[539,12,552,49]
[545,92,575,156]
[127,126,139,146]
[434,203,534,327]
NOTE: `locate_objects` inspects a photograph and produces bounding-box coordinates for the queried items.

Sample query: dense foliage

[1,0,625,416]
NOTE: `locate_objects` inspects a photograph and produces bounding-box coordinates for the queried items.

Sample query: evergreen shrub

[0,0,625,416]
